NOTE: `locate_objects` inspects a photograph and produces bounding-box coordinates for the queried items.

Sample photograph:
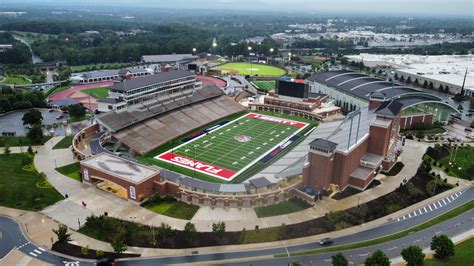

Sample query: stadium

[72,68,457,207]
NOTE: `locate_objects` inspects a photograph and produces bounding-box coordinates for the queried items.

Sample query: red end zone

[247,113,307,128]
[158,152,236,180]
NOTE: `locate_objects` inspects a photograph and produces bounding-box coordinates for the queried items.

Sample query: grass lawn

[52,136,74,149]
[0,136,52,147]
[83,87,109,99]
[2,75,32,85]
[55,162,81,182]
[0,153,63,210]
[436,146,474,180]
[71,63,130,72]
[301,56,324,65]
[212,63,286,77]
[425,237,474,265]
[255,197,312,218]
[278,200,474,257]
[404,127,446,136]
[252,80,276,92]
[142,196,199,220]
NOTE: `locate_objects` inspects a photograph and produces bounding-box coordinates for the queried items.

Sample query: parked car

[97,258,115,266]
[319,238,333,245]
[56,114,64,120]
[464,128,472,132]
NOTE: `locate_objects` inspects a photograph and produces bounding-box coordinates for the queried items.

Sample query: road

[1,187,471,266]
[117,187,473,265]
[0,216,94,266]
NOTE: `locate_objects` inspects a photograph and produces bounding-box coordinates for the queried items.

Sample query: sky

[3,0,474,17]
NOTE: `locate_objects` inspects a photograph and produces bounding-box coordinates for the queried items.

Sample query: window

[129,186,136,199]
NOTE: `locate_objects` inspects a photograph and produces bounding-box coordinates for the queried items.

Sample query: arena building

[306,70,458,128]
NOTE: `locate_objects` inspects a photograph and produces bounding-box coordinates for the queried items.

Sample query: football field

[156,113,308,181]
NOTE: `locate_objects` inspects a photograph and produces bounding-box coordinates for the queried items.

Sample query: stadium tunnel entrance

[89,176,128,200]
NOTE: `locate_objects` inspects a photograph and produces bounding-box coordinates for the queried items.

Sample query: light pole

[248,46,253,76]
[212,42,217,56]
[192,48,196,55]
[288,52,292,64]
[269,48,274,65]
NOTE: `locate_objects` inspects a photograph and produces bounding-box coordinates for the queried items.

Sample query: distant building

[141,54,196,65]
[246,36,266,45]
[70,68,153,84]
[0,44,13,52]
[347,54,474,95]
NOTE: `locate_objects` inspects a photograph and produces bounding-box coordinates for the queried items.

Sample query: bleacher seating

[97,85,246,155]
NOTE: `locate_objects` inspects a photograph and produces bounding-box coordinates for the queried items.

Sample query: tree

[212,221,226,240]
[401,245,425,266]
[4,145,11,156]
[157,223,174,243]
[364,250,390,266]
[111,240,127,254]
[27,125,44,145]
[184,222,197,243]
[52,224,72,244]
[431,235,454,259]
[69,104,86,120]
[332,252,349,266]
[22,108,43,126]
[81,245,90,256]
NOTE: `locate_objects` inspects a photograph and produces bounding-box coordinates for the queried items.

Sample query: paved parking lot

[0,109,73,136]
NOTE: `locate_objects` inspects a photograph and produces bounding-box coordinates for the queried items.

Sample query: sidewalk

[0,145,43,154]
[1,184,470,260]
[35,137,470,232]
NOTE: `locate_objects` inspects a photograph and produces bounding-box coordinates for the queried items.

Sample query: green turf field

[253,80,276,92]
[155,113,308,181]
[212,63,286,77]
[83,87,109,99]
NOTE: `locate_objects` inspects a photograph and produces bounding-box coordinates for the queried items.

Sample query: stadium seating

[97,85,246,155]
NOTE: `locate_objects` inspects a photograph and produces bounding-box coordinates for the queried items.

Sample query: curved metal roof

[308,70,437,102]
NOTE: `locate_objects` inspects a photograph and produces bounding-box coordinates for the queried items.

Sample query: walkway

[34,136,471,234]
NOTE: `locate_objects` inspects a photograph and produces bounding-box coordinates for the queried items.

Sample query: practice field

[155,113,308,181]
[83,87,109,99]
[212,63,286,77]
[253,80,276,92]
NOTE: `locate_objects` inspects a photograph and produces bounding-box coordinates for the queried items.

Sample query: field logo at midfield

[158,152,236,179]
[247,113,307,128]
[234,135,252,143]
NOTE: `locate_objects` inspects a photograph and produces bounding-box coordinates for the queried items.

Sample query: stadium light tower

[248,46,253,76]
[212,40,217,56]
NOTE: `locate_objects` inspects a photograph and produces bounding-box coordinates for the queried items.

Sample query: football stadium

[211,63,286,76]
[73,69,457,206]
